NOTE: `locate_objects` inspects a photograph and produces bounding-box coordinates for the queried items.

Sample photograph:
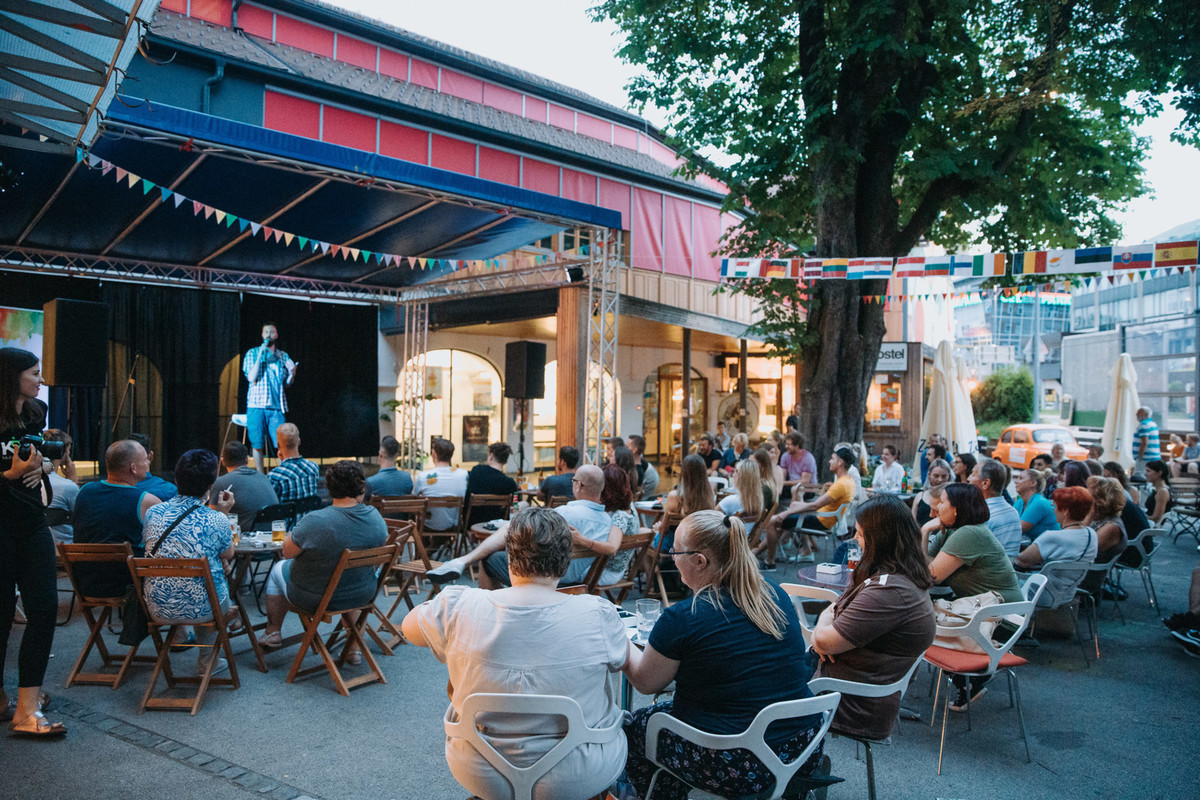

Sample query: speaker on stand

[505,341,547,477]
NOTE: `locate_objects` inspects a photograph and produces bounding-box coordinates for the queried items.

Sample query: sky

[330,0,1199,244]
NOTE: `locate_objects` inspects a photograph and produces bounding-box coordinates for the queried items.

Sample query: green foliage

[971,367,1034,424]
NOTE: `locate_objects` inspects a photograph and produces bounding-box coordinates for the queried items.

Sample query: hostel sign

[876,344,908,372]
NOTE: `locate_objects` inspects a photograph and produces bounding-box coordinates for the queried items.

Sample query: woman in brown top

[811,494,935,740]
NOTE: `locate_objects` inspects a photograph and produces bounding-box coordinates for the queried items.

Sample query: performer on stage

[243,323,297,472]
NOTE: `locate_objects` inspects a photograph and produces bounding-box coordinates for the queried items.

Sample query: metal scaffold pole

[397,301,429,470]
[583,228,620,464]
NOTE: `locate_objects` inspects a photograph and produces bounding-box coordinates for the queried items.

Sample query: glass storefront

[404,349,503,467]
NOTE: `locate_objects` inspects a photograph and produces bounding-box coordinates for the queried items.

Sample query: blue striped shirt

[269,457,320,503]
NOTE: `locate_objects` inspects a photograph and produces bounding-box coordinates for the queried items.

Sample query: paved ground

[4,534,1200,800]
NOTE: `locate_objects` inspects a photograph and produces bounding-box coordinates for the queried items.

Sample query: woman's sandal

[1,692,50,723]
[345,650,363,666]
[260,630,283,648]
[9,711,66,738]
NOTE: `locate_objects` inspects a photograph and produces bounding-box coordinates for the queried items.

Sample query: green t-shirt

[938,523,1022,602]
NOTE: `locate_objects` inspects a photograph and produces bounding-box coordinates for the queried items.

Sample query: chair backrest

[57,542,134,602]
[462,493,515,531]
[1124,526,1165,565]
[294,495,323,515]
[304,544,400,618]
[546,494,570,509]
[808,654,924,703]
[425,494,465,529]
[815,501,852,537]
[780,582,841,646]
[127,556,226,625]
[943,576,1045,676]
[644,692,841,800]
[1037,560,1092,609]
[443,693,623,800]
[252,501,296,532]
[373,496,428,536]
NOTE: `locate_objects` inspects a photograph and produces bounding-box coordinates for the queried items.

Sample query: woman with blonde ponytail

[622,509,824,800]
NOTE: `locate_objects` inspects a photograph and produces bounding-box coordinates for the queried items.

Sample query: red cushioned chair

[922,573,1048,774]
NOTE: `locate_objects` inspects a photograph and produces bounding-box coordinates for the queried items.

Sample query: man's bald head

[573,464,605,500]
[106,439,148,480]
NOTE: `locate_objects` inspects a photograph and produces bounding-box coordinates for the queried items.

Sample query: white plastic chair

[807,657,924,800]
[1113,527,1164,610]
[922,573,1047,774]
[1031,560,1093,666]
[443,693,622,800]
[643,692,841,800]
[780,583,841,647]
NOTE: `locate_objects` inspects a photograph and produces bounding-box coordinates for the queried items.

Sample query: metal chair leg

[863,740,876,800]
[1007,669,1031,763]
[937,676,950,775]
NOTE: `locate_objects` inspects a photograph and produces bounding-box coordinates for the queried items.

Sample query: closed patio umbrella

[915,341,979,472]
[1100,353,1140,469]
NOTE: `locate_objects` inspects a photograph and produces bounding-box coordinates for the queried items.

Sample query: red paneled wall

[663,196,692,277]
[379,121,428,163]
[483,84,523,116]
[431,134,476,175]
[522,159,560,195]
[598,179,631,227]
[547,104,574,132]
[561,169,596,205]
[409,59,438,91]
[237,3,273,39]
[190,0,231,26]
[336,35,377,71]
[441,70,484,104]
[478,147,520,186]
[263,91,319,140]
[523,97,548,124]
[160,0,187,13]
[273,13,334,58]
[322,106,375,151]
[692,205,724,281]
[378,49,409,81]
[632,188,663,271]
[576,113,611,143]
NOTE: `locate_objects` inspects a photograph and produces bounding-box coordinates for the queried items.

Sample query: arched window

[401,349,502,468]
[532,360,620,468]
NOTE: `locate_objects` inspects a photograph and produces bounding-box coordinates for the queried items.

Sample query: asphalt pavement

[3,534,1199,800]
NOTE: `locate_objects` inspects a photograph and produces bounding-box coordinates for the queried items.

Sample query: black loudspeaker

[504,341,546,399]
[42,299,108,387]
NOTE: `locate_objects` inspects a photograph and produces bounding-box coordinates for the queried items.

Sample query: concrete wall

[1060,330,1121,427]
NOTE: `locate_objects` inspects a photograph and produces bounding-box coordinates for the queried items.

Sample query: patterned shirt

[142,496,232,621]
[1135,416,1161,461]
[243,345,293,411]
[269,457,321,503]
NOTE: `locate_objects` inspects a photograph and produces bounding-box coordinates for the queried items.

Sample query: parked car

[993,424,1089,468]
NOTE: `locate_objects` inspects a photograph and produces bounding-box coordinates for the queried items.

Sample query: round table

[469,519,507,542]
[632,501,664,528]
[794,563,851,592]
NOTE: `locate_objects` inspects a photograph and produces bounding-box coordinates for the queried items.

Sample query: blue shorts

[246,407,285,450]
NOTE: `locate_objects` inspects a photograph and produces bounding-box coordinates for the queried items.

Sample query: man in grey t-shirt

[212,441,279,531]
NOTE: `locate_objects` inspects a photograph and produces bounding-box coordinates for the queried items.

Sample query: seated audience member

[1163,564,1200,652]
[598,463,640,585]
[950,452,977,484]
[1012,468,1058,541]
[912,458,952,527]
[365,435,413,497]
[211,441,279,532]
[764,440,786,493]
[921,483,1022,603]
[1143,460,1173,525]
[1080,477,1127,595]
[416,437,469,532]
[752,447,781,509]
[658,454,716,546]
[871,445,906,492]
[1086,444,1105,461]
[780,432,817,500]
[969,459,1023,556]
[1171,433,1200,477]
[1050,442,1067,470]
[1014,486,1099,606]
[921,438,948,484]
[718,458,769,537]
[73,439,162,596]
[622,510,825,800]
[130,432,178,501]
[812,494,936,740]
[628,435,659,498]
[429,464,621,589]
[1058,459,1091,490]
[719,433,751,473]
[763,447,858,570]
[603,436,625,464]
[1084,459,1104,476]
[612,445,641,500]
[538,445,579,501]
[464,442,519,526]
[262,460,387,658]
[267,423,320,504]
[141,449,237,674]
[41,429,79,543]
[714,420,731,450]
[695,434,722,475]
[401,507,628,800]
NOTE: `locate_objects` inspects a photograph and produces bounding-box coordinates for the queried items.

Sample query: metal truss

[583,228,621,463]
[0,246,584,305]
[395,302,429,470]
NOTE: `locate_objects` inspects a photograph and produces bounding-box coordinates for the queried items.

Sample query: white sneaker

[199,655,229,675]
[427,558,467,585]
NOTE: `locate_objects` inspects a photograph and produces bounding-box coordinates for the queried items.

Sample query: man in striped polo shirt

[1134,406,1161,481]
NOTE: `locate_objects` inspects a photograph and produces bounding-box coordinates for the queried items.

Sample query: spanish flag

[1155,241,1199,268]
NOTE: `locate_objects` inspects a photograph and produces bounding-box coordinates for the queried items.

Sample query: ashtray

[815,563,843,576]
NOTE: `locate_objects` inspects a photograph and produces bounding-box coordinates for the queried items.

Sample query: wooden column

[681,328,692,457]
[556,286,587,456]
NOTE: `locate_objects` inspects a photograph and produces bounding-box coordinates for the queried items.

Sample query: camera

[18,435,65,461]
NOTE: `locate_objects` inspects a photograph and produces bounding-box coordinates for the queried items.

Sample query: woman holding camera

[0,347,65,736]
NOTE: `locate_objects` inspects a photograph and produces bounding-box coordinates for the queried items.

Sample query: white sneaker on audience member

[427,557,467,585]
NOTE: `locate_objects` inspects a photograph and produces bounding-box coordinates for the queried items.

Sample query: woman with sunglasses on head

[812,494,935,740]
[622,509,825,800]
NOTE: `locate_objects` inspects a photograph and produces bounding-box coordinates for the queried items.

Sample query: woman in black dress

[0,348,65,736]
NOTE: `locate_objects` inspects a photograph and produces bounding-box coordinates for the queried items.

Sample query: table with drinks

[620,598,661,710]
[227,515,286,600]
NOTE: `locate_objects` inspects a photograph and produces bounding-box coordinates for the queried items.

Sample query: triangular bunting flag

[238,218,249,232]
[173,192,186,208]
[283,232,294,246]
[141,178,154,195]
[224,214,236,228]
[298,236,308,249]
[215,210,226,224]
[250,222,261,236]
[115,167,127,183]
[127,172,140,188]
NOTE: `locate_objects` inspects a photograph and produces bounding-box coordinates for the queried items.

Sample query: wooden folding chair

[461,493,515,555]
[365,520,415,653]
[57,542,155,689]
[546,494,570,509]
[127,557,244,715]
[283,543,399,696]
[425,495,466,558]
[643,512,685,607]
[388,516,447,617]
[591,531,653,604]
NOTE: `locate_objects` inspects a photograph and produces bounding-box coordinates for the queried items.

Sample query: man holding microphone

[243,323,297,472]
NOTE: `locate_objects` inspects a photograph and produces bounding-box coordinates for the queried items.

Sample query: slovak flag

[1111,243,1155,271]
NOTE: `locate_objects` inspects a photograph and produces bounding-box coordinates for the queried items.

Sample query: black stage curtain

[239,295,377,459]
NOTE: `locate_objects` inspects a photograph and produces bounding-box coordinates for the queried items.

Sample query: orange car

[993,424,1089,469]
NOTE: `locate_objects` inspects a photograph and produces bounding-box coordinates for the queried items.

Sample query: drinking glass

[271,520,286,543]
[636,598,661,641]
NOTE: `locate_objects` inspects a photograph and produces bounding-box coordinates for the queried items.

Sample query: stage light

[0,160,22,193]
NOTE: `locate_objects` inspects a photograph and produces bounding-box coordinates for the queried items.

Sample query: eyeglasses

[571,478,582,485]
[665,548,702,557]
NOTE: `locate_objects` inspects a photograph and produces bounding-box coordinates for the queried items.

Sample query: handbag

[932,590,1004,654]
[118,504,202,646]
